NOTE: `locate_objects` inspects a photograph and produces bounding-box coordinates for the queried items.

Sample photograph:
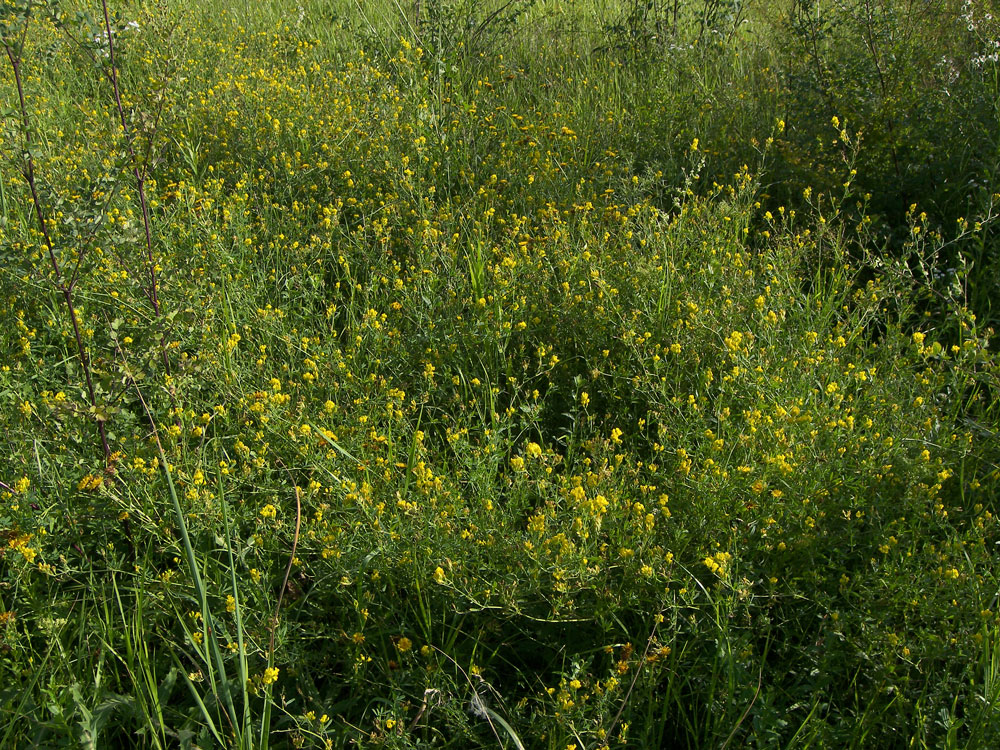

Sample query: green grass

[1,0,999,747]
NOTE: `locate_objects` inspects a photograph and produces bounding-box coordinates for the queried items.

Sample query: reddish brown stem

[270,466,303,658]
[5,42,110,460]
[100,0,170,372]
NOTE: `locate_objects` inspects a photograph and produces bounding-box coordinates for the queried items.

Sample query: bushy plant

[1,1,998,747]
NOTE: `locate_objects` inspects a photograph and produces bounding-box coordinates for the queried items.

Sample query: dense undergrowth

[2,0,999,747]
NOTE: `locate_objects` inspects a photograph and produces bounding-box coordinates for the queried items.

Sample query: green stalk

[155,440,238,734]
[137,385,240,743]
[219,468,254,745]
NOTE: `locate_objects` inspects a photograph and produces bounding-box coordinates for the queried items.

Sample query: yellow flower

[433,566,446,583]
[260,504,277,519]
[262,667,279,685]
[396,636,412,652]
[703,551,733,577]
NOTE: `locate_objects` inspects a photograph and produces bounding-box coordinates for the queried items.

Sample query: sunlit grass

[1,0,998,747]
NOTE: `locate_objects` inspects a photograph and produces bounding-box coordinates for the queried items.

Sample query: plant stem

[5,41,110,460]
[100,0,169,372]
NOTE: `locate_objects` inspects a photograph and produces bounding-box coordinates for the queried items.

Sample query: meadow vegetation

[1,0,999,746]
